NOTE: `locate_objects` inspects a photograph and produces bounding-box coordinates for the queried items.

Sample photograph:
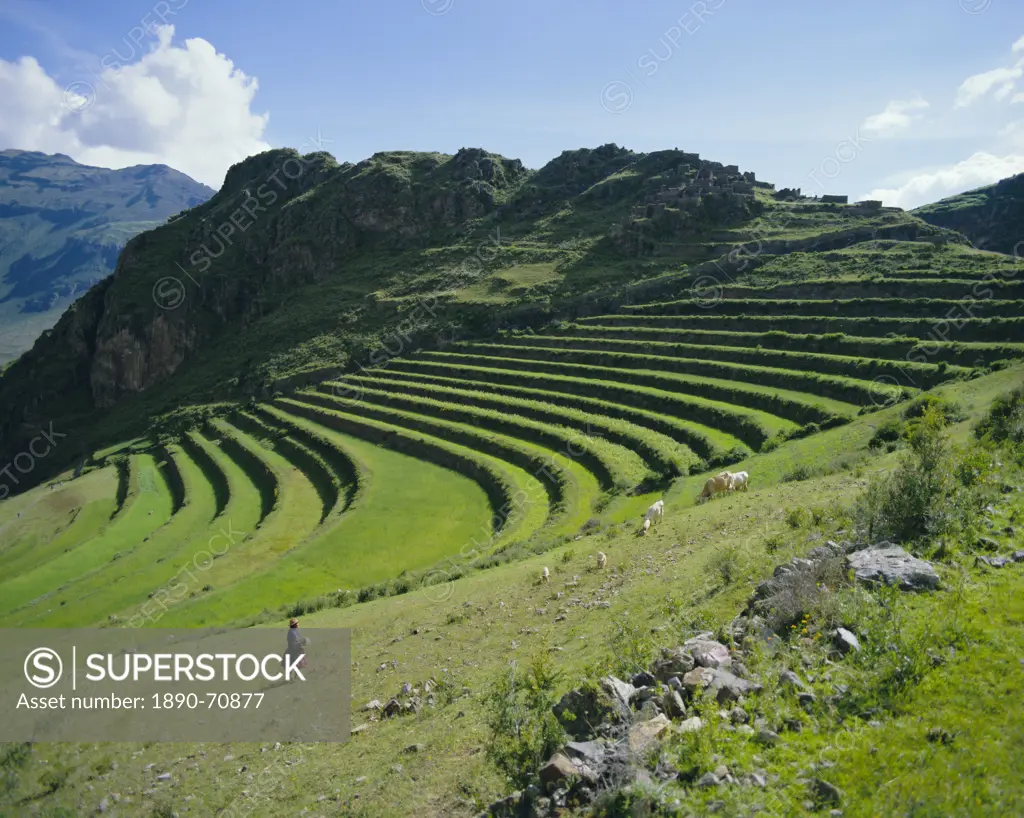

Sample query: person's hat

[289,618,299,627]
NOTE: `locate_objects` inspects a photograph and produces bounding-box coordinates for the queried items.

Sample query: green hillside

[913,171,1024,256]
[2,144,1024,817]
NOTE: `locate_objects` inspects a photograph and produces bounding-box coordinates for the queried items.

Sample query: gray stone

[650,647,695,681]
[779,669,806,690]
[600,675,636,709]
[662,689,687,719]
[713,764,730,779]
[1013,550,1024,563]
[563,740,605,767]
[976,536,1001,551]
[156,773,171,782]
[976,555,1012,568]
[640,699,662,720]
[553,684,624,739]
[676,716,704,733]
[684,637,732,669]
[709,669,763,703]
[741,772,767,788]
[833,628,861,655]
[846,545,938,591]
[810,777,843,805]
[667,676,683,691]
[798,692,817,709]
[402,743,425,754]
[631,671,656,688]
[697,772,720,788]
[755,729,781,746]
[729,707,749,725]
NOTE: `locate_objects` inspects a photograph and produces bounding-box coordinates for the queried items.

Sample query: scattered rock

[833,628,861,655]
[741,772,767,788]
[846,545,939,591]
[156,773,171,782]
[350,724,370,736]
[779,669,806,691]
[976,555,1013,569]
[650,647,695,681]
[662,689,687,719]
[402,743,425,754]
[563,740,606,768]
[1013,551,1024,563]
[553,685,623,739]
[798,692,817,709]
[599,676,636,710]
[709,669,763,703]
[676,716,704,734]
[755,729,781,746]
[684,638,732,669]
[538,754,579,789]
[976,536,1001,552]
[810,777,843,806]
[697,771,720,788]
[631,670,656,688]
[627,714,671,755]
[362,700,382,712]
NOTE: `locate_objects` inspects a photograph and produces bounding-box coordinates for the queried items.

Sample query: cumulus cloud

[955,61,1024,107]
[861,96,930,137]
[0,25,269,188]
[860,152,1024,209]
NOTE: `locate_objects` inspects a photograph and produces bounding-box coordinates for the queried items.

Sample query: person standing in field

[286,618,309,672]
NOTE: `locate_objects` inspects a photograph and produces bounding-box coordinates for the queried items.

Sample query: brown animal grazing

[696,472,732,504]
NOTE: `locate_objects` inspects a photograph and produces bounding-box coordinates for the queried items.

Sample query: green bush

[975,385,1024,448]
[483,653,566,789]
[868,419,903,450]
[856,405,994,544]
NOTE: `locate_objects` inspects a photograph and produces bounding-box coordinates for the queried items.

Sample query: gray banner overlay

[0,628,350,742]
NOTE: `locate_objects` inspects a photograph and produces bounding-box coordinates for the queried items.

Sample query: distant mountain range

[913,172,1024,256]
[0,150,214,366]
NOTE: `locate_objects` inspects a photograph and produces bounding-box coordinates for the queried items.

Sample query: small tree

[484,652,566,790]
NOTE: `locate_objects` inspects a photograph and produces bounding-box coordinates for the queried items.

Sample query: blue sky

[1,0,1022,206]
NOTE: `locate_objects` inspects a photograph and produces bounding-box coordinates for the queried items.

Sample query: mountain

[0,144,971,485]
[912,171,1024,255]
[0,149,215,367]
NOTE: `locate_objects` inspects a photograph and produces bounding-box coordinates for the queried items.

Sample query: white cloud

[0,25,269,188]
[860,151,1024,209]
[955,60,1024,107]
[1014,34,1024,52]
[861,96,930,137]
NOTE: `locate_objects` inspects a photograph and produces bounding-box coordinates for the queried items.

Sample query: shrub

[785,507,810,528]
[903,394,966,425]
[483,653,565,790]
[782,464,812,482]
[868,419,903,450]
[975,385,1024,449]
[856,405,993,545]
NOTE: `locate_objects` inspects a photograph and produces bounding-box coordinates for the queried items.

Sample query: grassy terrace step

[352,368,748,465]
[0,454,173,617]
[710,277,1024,301]
[6,445,218,626]
[551,324,1024,368]
[107,417,329,625]
[622,296,1024,319]
[284,392,601,532]
[267,399,545,545]
[325,374,696,477]
[388,355,798,449]
[154,416,528,628]
[203,420,277,524]
[229,410,341,524]
[503,333,968,390]
[447,342,887,410]
[576,313,1024,343]
[0,466,121,581]
[179,432,230,519]
[251,405,363,513]
[184,429,264,541]
[308,379,652,491]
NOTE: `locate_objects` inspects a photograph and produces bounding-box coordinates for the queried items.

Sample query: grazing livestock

[641,517,652,536]
[730,471,750,492]
[596,551,607,570]
[541,566,550,583]
[696,472,733,504]
[644,499,665,524]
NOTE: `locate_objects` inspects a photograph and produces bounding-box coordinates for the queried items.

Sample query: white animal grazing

[644,499,665,523]
[596,551,607,570]
[641,517,652,535]
[541,566,550,583]
[730,471,750,492]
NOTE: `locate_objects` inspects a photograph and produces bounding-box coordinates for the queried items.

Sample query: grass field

[2,233,1024,815]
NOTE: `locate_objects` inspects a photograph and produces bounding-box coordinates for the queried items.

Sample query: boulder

[538,753,580,789]
[681,666,716,695]
[809,777,843,806]
[976,555,1012,568]
[708,669,763,703]
[846,545,939,591]
[779,669,806,691]
[627,713,671,755]
[381,698,403,719]
[563,740,606,768]
[553,684,624,739]
[683,638,732,669]
[662,689,687,719]
[676,716,704,734]
[631,671,656,688]
[650,647,695,681]
[833,628,861,655]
